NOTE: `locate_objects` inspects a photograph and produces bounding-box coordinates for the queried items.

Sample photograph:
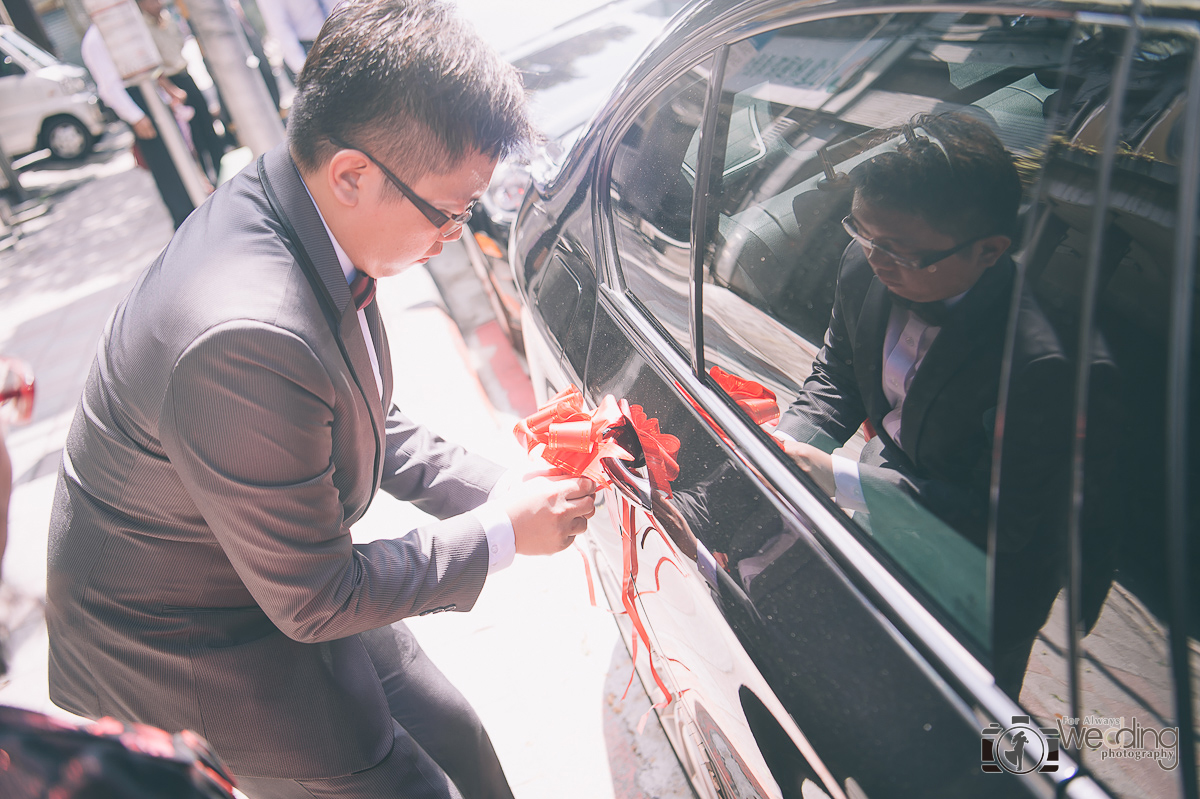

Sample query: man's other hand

[132,117,157,140]
[505,473,598,555]
[781,440,836,496]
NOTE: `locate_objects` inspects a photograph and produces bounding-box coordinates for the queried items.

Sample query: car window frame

[587,5,1106,795]
[1162,15,1200,791]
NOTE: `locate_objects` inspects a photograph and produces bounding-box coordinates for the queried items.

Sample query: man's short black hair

[288,0,535,182]
[851,112,1022,240]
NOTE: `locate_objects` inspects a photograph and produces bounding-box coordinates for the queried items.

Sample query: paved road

[0,121,690,799]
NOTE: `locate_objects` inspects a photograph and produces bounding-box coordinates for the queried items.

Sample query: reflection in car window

[1009,24,1197,799]
[695,13,1199,797]
[700,12,1073,653]
[609,60,712,354]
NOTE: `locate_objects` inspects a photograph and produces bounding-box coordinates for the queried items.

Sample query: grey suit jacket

[46,144,502,780]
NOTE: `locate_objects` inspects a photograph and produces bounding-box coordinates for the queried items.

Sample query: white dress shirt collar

[299,180,384,399]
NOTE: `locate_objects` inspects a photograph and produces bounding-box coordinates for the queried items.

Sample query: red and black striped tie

[350,271,376,311]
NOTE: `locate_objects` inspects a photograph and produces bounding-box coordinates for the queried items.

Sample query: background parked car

[512,1,1200,798]
[0,25,105,161]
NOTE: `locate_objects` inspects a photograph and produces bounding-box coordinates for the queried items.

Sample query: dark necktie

[889,292,950,326]
[350,271,376,311]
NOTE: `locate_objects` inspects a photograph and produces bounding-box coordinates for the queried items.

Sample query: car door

[580,12,1058,797]
[569,5,1200,799]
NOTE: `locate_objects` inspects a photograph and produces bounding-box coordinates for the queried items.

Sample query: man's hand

[159,77,188,106]
[132,117,157,140]
[781,440,836,496]
[505,471,598,555]
[651,489,697,561]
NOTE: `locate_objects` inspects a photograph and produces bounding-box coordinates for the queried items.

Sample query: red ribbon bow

[623,400,680,498]
[709,365,779,426]
[514,386,683,497]
[513,386,628,486]
[516,386,688,727]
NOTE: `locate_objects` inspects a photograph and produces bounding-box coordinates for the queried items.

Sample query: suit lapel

[262,146,352,314]
[260,145,386,491]
[900,260,1015,462]
[854,276,896,443]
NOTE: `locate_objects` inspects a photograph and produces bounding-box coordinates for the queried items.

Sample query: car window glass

[608,59,713,355]
[1007,23,1197,798]
[698,11,1073,652]
[0,53,22,77]
[695,13,1200,793]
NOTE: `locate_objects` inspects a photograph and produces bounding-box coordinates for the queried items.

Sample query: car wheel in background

[42,115,92,160]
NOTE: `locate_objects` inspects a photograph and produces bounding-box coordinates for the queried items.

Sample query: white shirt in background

[257,0,333,74]
[80,26,146,127]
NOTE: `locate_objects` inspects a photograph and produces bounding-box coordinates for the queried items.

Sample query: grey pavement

[0,133,691,796]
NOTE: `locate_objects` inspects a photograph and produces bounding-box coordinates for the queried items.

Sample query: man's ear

[976,234,1012,269]
[325,149,370,209]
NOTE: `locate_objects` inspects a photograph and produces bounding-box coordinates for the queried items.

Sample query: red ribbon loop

[622,401,681,497]
[709,365,780,426]
[514,387,629,485]
[516,387,687,727]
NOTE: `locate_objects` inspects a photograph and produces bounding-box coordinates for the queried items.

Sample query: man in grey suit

[45,2,596,797]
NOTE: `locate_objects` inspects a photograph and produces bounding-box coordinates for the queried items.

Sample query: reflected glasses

[328,136,474,236]
[841,215,984,271]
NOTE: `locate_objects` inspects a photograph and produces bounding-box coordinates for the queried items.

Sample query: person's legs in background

[168,71,226,185]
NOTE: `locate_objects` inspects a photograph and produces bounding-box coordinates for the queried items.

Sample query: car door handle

[600,456,653,511]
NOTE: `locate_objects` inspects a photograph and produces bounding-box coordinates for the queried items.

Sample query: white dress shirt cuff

[488,468,517,501]
[831,453,868,513]
[472,500,515,574]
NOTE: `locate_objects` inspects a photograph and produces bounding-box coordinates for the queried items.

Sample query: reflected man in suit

[775,113,1076,692]
[46,2,596,798]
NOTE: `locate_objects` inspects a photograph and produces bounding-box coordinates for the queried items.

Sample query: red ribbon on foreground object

[709,365,779,426]
[623,400,681,497]
[515,386,686,726]
[513,386,682,496]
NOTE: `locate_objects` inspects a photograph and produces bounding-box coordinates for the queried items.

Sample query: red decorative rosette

[622,400,680,497]
[513,385,630,486]
[517,386,690,729]
[709,365,779,426]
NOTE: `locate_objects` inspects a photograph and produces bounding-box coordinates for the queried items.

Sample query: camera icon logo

[982,715,1060,774]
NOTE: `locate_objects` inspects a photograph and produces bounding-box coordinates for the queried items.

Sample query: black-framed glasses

[328,136,474,236]
[841,215,984,271]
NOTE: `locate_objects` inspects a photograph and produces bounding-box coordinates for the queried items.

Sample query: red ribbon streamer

[620,498,674,718]
[516,386,686,727]
[709,365,780,426]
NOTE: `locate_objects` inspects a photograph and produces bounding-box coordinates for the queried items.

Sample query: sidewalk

[0,139,690,798]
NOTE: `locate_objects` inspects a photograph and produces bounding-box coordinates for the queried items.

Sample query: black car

[463,0,690,348]
[511,1,1200,798]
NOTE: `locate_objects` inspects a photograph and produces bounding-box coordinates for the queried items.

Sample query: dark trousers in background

[168,70,227,185]
[126,84,195,230]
